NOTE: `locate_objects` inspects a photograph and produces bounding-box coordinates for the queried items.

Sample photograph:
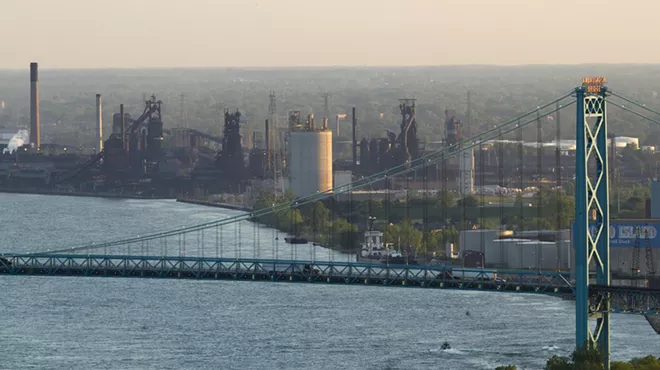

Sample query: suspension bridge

[2,81,660,367]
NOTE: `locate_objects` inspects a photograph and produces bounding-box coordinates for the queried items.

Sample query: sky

[1,0,659,68]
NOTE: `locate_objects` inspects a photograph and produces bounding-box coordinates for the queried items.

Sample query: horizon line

[2,62,660,71]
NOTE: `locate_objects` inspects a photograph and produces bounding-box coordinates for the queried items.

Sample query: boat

[284,237,308,244]
[356,228,391,262]
[356,217,417,265]
[441,341,451,350]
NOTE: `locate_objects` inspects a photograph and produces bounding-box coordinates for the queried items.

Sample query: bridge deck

[2,254,659,316]
[1,254,573,294]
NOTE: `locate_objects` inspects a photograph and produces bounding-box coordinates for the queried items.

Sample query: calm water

[0,194,658,369]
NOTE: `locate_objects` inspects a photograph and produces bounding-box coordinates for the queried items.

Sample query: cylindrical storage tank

[490,239,506,266]
[506,239,530,269]
[459,230,506,256]
[289,131,333,198]
[491,238,529,268]
[539,241,558,270]
[612,136,638,149]
[517,241,556,270]
[557,240,571,270]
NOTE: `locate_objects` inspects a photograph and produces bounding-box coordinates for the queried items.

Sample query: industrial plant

[0,62,654,207]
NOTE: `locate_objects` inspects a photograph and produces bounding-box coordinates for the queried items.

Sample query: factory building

[460,229,572,270]
[288,113,333,198]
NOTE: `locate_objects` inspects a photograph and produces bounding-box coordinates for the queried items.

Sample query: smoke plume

[3,129,29,154]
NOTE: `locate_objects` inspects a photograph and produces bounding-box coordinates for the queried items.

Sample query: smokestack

[96,94,103,152]
[30,62,40,149]
[246,120,252,149]
[352,107,357,166]
[265,119,270,170]
[120,104,126,151]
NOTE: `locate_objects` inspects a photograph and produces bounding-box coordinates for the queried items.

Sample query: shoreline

[0,188,173,200]
[176,197,253,212]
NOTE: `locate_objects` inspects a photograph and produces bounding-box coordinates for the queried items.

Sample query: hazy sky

[2,0,658,68]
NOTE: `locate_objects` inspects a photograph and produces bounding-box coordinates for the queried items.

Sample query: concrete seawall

[176,198,252,212]
[0,188,172,200]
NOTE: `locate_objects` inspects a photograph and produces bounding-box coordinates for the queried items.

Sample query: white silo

[288,130,333,198]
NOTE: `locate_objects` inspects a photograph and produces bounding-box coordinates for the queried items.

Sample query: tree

[536,188,574,230]
[436,190,456,208]
[543,355,571,370]
[629,355,660,370]
[569,342,604,370]
[478,218,498,230]
[611,362,634,370]
[458,195,478,208]
[330,218,359,250]
[300,201,331,234]
[383,219,423,251]
[495,366,517,370]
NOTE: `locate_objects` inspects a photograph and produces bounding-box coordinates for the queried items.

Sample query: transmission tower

[632,227,641,277]
[645,227,656,277]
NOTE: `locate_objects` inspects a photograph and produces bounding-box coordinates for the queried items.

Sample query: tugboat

[357,219,393,263]
[356,217,418,265]
[441,341,451,350]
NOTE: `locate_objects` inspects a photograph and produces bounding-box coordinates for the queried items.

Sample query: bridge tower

[574,78,610,364]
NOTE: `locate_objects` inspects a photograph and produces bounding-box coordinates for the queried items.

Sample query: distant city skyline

[1,0,659,68]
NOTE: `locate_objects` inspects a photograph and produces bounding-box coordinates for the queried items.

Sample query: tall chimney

[96,94,103,152]
[352,107,357,166]
[30,62,40,149]
[265,119,270,171]
[120,104,126,151]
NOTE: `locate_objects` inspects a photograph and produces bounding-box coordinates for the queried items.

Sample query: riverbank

[0,187,172,200]
[176,197,253,212]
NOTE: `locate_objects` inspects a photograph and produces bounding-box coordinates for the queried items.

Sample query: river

[0,193,657,369]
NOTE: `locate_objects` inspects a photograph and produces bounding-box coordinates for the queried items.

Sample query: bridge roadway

[1,253,573,292]
[2,253,659,316]
[1,253,659,316]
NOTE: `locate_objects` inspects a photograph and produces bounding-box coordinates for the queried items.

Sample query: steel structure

[2,255,660,317]
[574,80,610,363]
[8,86,660,366]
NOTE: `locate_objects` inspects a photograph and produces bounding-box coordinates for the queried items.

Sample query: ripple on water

[0,194,658,369]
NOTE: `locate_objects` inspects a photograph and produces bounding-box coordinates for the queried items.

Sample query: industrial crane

[632,226,641,276]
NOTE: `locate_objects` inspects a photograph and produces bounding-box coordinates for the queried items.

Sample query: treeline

[251,182,650,253]
[252,191,459,253]
[496,343,660,369]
